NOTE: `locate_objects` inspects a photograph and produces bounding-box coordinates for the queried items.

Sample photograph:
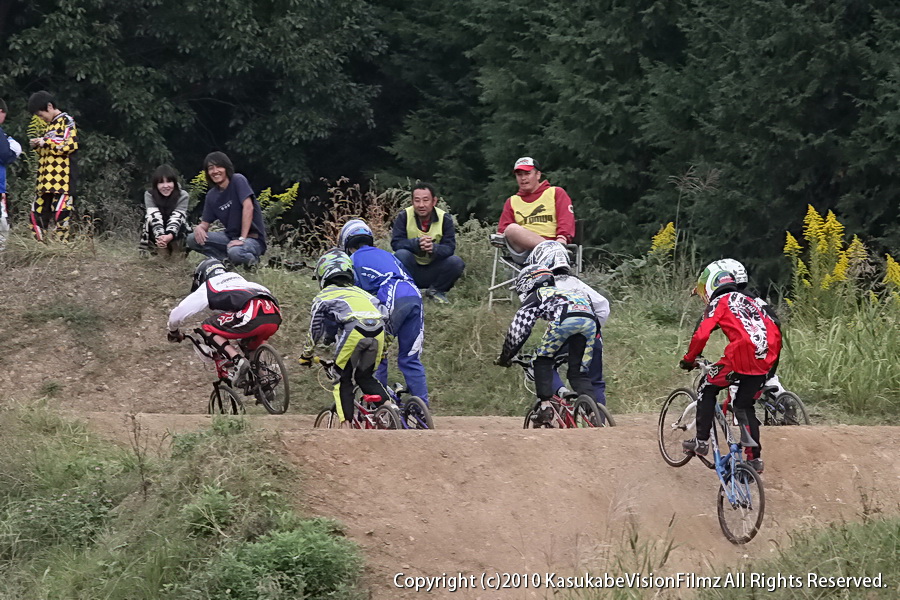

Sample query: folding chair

[487,221,585,307]
[487,234,527,307]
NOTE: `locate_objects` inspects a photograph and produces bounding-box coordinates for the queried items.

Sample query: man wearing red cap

[496,157,575,257]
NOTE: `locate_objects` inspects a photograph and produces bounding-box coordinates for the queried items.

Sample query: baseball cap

[513,157,541,172]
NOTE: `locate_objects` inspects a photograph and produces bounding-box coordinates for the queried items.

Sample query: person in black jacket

[390,183,465,303]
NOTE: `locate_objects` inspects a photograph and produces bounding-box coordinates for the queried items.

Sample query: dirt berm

[82,411,900,600]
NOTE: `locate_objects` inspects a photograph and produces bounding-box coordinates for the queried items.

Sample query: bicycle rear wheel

[313,406,338,428]
[373,404,402,429]
[584,398,616,427]
[658,388,697,467]
[251,344,290,414]
[717,463,766,544]
[769,391,810,425]
[401,396,434,430]
[209,385,245,415]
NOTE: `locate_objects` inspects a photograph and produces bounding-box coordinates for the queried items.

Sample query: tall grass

[0,403,365,599]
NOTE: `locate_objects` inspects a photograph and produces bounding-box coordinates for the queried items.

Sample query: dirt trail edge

[82,412,900,600]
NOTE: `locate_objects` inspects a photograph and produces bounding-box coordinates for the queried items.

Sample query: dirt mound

[82,412,900,599]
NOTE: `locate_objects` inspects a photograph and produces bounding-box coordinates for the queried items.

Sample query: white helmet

[527,240,570,273]
[695,260,738,302]
[717,258,747,287]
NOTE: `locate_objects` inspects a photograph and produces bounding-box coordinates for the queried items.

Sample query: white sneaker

[232,357,250,386]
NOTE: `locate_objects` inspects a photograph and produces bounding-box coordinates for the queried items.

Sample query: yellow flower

[273,182,299,210]
[869,291,879,306]
[797,258,810,279]
[785,298,794,306]
[885,254,900,289]
[783,232,802,257]
[822,210,845,255]
[846,235,867,266]
[830,251,849,284]
[802,205,825,248]
[650,222,676,255]
[257,187,273,207]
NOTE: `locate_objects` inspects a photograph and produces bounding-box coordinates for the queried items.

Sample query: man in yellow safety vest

[496,157,575,258]
[391,183,465,304]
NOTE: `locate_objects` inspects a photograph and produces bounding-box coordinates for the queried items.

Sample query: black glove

[494,356,511,368]
[298,355,313,367]
[679,358,697,371]
[167,329,183,343]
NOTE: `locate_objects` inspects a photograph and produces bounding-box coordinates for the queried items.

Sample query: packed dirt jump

[81,411,900,599]
[2,260,898,598]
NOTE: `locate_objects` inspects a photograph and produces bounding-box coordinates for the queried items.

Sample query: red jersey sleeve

[498,197,515,233]
[554,187,575,242]
[684,298,725,363]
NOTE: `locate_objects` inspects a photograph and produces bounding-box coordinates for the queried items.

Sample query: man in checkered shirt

[27,91,78,242]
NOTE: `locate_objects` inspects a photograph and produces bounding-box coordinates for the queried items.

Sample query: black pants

[698,372,767,459]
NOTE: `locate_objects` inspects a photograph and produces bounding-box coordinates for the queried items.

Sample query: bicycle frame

[314,357,402,427]
[687,360,759,505]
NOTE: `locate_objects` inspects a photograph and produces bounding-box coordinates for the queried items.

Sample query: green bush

[200,519,364,600]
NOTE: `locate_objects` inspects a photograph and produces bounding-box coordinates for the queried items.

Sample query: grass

[0,403,365,599]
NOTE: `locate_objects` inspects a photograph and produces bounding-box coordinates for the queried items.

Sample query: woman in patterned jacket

[139,164,191,256]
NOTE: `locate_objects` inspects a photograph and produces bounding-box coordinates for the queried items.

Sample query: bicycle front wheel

[209,385,245,415]
[251,344,290,414]
[717,463,766,544]
[658,388,697,467]
[313,406,338,428]
[770,391,810,425]
[401,396,434,430]
[373,404,402,429]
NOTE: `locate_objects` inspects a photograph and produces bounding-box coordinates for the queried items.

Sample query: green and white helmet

[695,260,738,302]
[315,249,354,289]
[717,258,748,287]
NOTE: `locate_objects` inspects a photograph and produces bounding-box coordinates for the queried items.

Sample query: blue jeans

[552,334,605,405]
[186,231,263,266]
[375,295,429,402]
[394,250,465,293]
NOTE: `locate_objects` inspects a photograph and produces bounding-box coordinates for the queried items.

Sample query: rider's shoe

[232,357,250,386]
[682,437,709,456]
[748,458,765,474]
[531,403,554,426]
[431,291,450,304]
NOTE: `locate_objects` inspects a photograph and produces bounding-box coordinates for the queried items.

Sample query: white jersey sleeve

[554,275,610,325]
[167,286,211,330]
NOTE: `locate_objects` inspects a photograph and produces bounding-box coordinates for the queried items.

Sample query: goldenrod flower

[829,251,849,284]
[783,232,802,257]
[868,291,879,306]
[885,254,900,289]
[823,210,845,255]
[257,187,273,207]
[797,258,810,279]
[650,222,677,255]
[802,205,825,248]
[846,235,867,266]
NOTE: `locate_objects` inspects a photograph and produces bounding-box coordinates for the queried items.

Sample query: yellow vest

[509,187,557,238]
[405,206,445,265]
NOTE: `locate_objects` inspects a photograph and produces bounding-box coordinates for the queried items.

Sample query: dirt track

[81,411,900,599]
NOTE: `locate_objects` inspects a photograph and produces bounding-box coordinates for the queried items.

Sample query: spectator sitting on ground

[391,182,465,304]
[186,151,266,267]
[494,156,575,263]
[140,164,192,257]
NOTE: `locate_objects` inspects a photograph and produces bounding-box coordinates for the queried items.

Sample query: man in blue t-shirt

[186,151,267,266]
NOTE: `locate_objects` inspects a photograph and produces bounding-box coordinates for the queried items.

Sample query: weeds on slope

[0,402,365,599]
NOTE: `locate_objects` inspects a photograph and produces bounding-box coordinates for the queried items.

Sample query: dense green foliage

[0,406,364,599]
[2,0,900,281]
